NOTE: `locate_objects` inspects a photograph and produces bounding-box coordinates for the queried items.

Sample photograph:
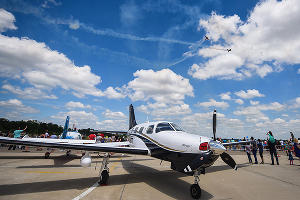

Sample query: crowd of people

[219,131,300,165]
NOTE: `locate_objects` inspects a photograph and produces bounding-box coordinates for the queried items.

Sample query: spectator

[44,130,49,138]
[293,138,300,158]
[88,133,96,140]
[288,148,294,165]
[257,139,264,164]
[251,137,258,164]
[245,143,252,164]
[8,126,27,150]
[267,131,279,165]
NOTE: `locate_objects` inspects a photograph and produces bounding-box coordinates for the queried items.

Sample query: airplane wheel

[66,150,71,157]
[45,152,50,159]
[99,170,109,185]
[190,184,201,199]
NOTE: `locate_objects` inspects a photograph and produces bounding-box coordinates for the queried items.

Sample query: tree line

[0,118,63,137]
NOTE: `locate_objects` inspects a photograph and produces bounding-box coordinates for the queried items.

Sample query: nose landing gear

[190,168,202,199]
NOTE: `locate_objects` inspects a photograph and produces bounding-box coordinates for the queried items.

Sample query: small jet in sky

[0,105,252,199]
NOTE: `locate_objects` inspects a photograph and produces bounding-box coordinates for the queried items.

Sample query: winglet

[62,116,70,139]
[129,104,137,130]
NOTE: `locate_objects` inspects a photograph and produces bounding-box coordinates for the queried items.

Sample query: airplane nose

[209,140,226,155]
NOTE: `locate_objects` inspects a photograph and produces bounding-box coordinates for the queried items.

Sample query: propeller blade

[220,152,237,170]
[213,110,216,141]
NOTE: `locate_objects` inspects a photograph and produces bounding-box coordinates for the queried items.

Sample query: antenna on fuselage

[213,109,217,141]
[129,104,137,130]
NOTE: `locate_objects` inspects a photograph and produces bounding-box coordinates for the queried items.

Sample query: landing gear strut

[190,169,202,199]
[98,153,110,185]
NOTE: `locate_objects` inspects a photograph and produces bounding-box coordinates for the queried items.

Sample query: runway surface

[0,147,299,200]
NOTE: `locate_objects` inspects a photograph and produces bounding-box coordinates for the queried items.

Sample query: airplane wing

[20,137,96,144]
[222,140,254,146]
[0,136,148,155]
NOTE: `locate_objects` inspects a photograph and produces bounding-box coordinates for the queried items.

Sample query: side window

[134,127,139,133]
[139,127,144,134]
[146,125,154,134]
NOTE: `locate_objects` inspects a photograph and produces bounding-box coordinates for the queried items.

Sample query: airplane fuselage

[128,121,225,174]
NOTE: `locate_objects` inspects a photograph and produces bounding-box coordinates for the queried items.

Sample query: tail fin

[62,116,70,139]
[129,104,137,130]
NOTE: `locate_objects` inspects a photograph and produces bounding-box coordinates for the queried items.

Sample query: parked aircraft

[0,105,251,199]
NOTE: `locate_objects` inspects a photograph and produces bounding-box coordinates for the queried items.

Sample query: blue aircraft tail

[62,116,70,139]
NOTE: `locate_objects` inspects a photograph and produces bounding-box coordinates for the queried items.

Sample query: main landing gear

[98,153,110,185]
[190,168,205,199]
[66,150,71,157]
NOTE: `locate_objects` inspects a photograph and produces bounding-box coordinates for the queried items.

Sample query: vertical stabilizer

[62,116,70,139]
[129,104,137,130]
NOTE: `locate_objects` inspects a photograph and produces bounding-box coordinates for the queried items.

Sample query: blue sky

[0,0,300,139]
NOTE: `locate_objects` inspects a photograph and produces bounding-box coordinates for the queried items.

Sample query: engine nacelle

[80,153,92,167]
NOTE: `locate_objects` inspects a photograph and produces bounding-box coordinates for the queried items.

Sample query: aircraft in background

[60,116,82,140]
[0,105,252,199]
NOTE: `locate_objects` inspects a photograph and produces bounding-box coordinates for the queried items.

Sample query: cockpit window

[134,127,139,133]
[139,127,144,134]
[170,123,184,131]
[155,123,174,133]
[146,125,154,134]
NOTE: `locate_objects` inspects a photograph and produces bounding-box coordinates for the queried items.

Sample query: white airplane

[0,104,252,199]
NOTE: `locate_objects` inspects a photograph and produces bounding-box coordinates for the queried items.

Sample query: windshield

[156,123,175,133]
[170,123,184,131]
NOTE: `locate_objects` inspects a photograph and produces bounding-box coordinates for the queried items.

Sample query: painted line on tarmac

[72,181,99,200]
[72,156,123,200]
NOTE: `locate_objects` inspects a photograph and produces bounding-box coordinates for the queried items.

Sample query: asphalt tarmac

[0,146,299,200]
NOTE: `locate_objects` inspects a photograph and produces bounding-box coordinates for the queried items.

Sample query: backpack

[269,135,275,144]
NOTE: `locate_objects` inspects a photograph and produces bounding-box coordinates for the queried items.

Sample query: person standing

[288,148,294,165]
[251,137,258,164]
[267,131,279,165]
[257,139,264,164]
[245,143,253,164]
[8,126,27,150]
[44,130,49,138]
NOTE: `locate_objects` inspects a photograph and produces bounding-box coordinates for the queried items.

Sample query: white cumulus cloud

[102,109,126,119]
[65,101,91,109]
[0,9,17,32]
[0,99,38,113]
[190,0,300,80]
[2,84,57,100]
[196,99,229,109]
[235,89,264,99]
[219,92,231,100]
[127,68,194,104]
[0,9,104,98]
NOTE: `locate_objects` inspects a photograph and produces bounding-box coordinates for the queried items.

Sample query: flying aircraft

[0,105,252,199]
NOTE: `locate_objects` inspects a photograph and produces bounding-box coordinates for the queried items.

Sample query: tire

[99,170,109,185]
[66,150,71,157]
[190,184,201,199]
[45,152,50,159]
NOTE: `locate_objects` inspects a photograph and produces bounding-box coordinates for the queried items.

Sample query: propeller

[213,110,216,141]
[212,109,238,170]
[220,152,237,170]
